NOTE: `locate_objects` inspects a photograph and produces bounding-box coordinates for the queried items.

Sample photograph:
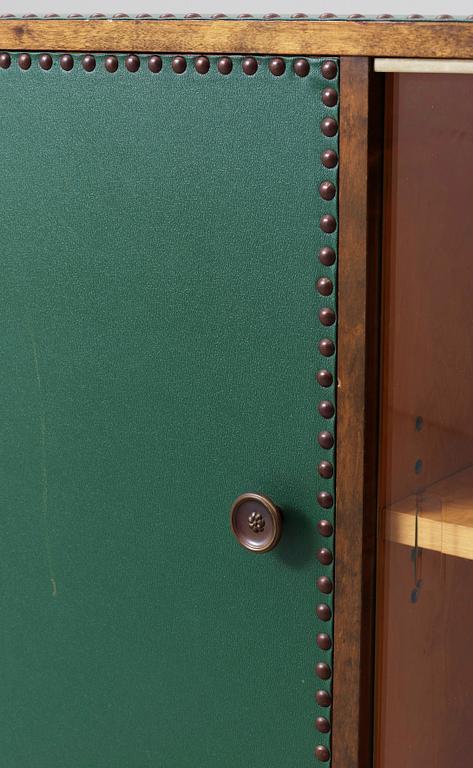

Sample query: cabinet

[0,15,472,768]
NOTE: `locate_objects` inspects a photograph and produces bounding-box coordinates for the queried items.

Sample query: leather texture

[0,53,338,767]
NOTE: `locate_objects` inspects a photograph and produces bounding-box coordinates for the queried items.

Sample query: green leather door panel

[0,53,338,767]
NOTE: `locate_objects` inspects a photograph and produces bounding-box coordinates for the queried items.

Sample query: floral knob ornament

[230,493,283,553]
[248,511,266,533]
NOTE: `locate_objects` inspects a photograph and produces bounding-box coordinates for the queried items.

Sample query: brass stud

[264,12,280,18]
[60,54,74,71]
[291,12,308,17]
[148,55,162,73]
[319,246,336,266]
[316,716,331,733]
[39,54,53,70]
[436,13,453,18]
[317,369,333,387]
[317,576,333,594]
[217,57,233,75]
[185,12,201,17]
[316,604,332,622]
[318,519,333,536]
[319,338,335,357]
[316,660,332,677]
[160,13,175,17]
[316,633,332,650]
[293,58,310,77]
[408,13,424,18]
[105,55,119,73]
[349,13,365,17]
[22,14,38,18]
[320,11,337,17]
[319,307,336,326]
[211,13,227,17]
[320,215,337,234]
[317,548,333,565]
[322,87,338,107]
[319,181,336,201]
[317,490,334,508]
[315,745,330,762]
[113,12,129,18]
[377,13,394,18]
[0,52,11,69]
[321,149,338,168]
[318,461,334,479]
[318,431,334,449]
[68,13,83,18]
[238,13,253,17]
[317,277,333,295]
[316,690,332,707]
[195,56,210,74]
[172,56,187,74]
[44,13,60,17]
[126,54,140,72]
[269,57,285,76]
[136,13,152,18]
[90,13,107,18]
[321,117,338,137]
[82,54,96,72]
[242,57,258,75]
[318,401,334,419]
[321,60,337,79]
[18,53,32,70]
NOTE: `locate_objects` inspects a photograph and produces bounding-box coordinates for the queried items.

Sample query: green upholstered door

[0,52,338,767]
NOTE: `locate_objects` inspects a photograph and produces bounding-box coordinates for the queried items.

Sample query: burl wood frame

[0,16,468,768]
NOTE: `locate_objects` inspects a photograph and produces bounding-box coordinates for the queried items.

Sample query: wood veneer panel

[332,57,384,768]
[1,20,473,58]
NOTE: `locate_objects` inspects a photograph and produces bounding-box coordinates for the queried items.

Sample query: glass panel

[375,73,473,768]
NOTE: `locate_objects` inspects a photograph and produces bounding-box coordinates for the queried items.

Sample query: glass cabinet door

[375,71,473,767]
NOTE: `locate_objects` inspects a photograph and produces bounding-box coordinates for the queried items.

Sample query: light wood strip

[375,56,473,72]
[386,465,473,560]
[0,20,473,58]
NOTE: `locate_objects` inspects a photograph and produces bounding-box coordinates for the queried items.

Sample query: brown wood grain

[0,20,473,58]
[375,543,473,768]
[332,57,384,768]
[375,71,473,768]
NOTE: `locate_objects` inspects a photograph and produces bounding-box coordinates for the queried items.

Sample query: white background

[1,1,473,19]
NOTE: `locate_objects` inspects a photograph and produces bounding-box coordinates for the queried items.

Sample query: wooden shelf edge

[0,20,473,58]
[385,465,473,560]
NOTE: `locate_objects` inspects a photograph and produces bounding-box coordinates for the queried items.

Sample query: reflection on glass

[376,72,473,768]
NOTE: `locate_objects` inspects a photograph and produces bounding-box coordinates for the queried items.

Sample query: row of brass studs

[0,12,465,18]
[315,57,338,765]
[0,52,317,77]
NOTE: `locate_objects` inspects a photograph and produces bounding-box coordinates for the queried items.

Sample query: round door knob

[230,493,283,553]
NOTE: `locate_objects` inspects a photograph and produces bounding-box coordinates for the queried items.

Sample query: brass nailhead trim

[316,633,332,650]
[18,53,32,70]
[316,661,332,678]
[315,745,331,762]
[0,53,323,78]
[316,604,332,622]
[105,55,119,72]
[318,519,333,536]
[317,576,333,594]
[315,60,338,765]
[316,690,332,707]
[316,716,331,733]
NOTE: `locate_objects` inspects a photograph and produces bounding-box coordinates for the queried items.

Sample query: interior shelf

[385,465,473,560]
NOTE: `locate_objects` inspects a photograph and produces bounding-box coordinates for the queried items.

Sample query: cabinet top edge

[0,19,472,59]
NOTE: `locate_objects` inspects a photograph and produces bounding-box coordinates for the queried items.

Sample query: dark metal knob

[230,493,283,553]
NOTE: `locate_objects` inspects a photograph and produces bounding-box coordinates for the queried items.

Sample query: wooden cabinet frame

[0,16,468,768]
